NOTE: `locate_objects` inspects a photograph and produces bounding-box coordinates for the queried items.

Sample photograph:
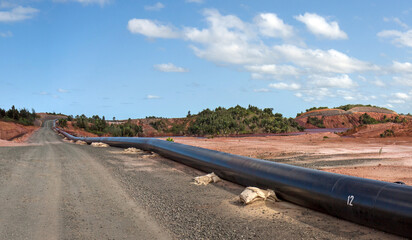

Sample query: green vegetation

[359,113,380,125]
[298,104,391,117]
[380,129,395,138]
[58,118,68,127]
[187,105,304,135]
[71,115,143,137]
[306,106,329,112]
[166,137,174,142]
[335,104,385,111]
[0,105,38,126]
[359,113,407,125]
[306,116,325,128]
[68,105,304,137]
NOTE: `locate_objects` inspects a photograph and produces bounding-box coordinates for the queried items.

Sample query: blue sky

[1,0,412,119]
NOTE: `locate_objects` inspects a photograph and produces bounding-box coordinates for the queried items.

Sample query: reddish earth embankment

[295,107,398,129]
[342,121,412,138]
[59,121,99,137]
[0,121,39,144]
[167,133,412,185]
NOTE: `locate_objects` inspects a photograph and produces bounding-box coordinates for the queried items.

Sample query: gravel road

[0,122,401,239]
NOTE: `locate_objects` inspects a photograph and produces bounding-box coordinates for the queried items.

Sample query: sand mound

[91,142,109,147]
[123,147,144,154]
[75,140,87,145]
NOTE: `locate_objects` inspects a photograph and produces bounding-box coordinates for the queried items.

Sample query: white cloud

[274,45,376,73]
[146,94,161,99]
[245,64,300,78]
[39,91,49,95]
[383,17,408,29]
[0,6,38,22]
[58,88,69,93]
[309,74,357,89]
[295,88,334,101]
[253,88,270,93]
[254,13,294,38]
[378,29,412,48]
[128,9,383,102]
[269,82,301,90]
[393,75,412,86]
[183,9,263,65]
[388,99,405,104]
[154,63,188,72]
[295,13,347,39]
[337,90,370,101]
[186,0,203,3]
[128,19,180,38]
[144,2,164,11]
[392,61,412,73]
[394,92,410,100]
[372,79,385,87]
[0,31,12,37]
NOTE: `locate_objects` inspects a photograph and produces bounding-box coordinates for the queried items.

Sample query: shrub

[58,118,68,127]
[307,116,325,128]
[166,137,174,142]
[359,113,379,125]
[380,129,395,138]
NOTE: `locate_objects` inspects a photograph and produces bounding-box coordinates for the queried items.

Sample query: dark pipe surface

[55,126,412,237]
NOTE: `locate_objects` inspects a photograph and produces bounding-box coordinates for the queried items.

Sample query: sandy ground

[167,132,412,185]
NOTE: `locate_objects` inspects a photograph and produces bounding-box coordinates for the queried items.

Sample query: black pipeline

[56,127,412,237]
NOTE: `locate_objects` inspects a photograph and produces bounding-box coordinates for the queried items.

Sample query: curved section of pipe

[55,126,412,237]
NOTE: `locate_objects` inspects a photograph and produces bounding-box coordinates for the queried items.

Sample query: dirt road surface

[0,122,401,239]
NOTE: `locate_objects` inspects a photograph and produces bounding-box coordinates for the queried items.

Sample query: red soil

[0,121,39,143]
[343,121,412,138]
[295,108,399,129]
[167,133,412,185]
[60,121,99,137]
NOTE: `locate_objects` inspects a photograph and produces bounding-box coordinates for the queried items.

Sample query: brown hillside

[295,107,399,129]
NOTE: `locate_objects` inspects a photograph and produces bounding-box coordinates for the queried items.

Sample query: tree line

[0,105,37,126]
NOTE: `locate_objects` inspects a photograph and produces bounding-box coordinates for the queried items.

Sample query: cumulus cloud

[0,6,38,22]
[128,19,180,38]
[128,9,383,102]
[274,45,376,73]
[392,61,412,73]
[394,92,410,100]
[146,94,161,99]
[254,13,294,38]
[295,13,347,39]
[183,9,263,65]
[144,2,164,11]
[154,63,188,72]
[269,82,301,90]
[309,74,357,89]
[378,29,412,48]
[245,64,300,78]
